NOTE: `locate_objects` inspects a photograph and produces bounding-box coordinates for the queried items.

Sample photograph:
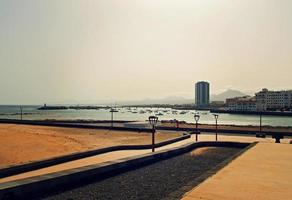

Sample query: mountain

[119,89,248,105]
[45,89,247,106]
[118,96,194,105]
[211,89,247,101]
[41,96,195,106]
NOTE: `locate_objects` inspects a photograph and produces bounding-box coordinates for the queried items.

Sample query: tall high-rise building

[195,81,210,108]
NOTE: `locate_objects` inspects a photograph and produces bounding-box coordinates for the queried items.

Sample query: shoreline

[160,121,292,134]
[210,109,292,116]
[0,119,292,137]
[161,120,292,129]
[1,118,292,129]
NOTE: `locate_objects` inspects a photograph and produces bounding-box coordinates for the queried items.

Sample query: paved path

[0,133,290,184]
[181,142,292,200]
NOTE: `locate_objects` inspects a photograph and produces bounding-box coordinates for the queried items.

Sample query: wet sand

[0,124,179,168]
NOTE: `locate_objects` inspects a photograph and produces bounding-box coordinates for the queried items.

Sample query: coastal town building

[255,88,292,111]
[195,81,210,108]
[226,96,257,111]
[210,101,225,108]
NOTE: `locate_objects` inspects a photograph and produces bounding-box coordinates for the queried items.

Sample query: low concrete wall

[0,119,151,132]
[0,134,190,178]
[0,141,251,200]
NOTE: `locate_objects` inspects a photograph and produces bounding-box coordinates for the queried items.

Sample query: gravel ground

[40,147,241,200]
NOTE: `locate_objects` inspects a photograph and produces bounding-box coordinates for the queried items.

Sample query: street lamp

[256,111,266,138]
[259,111,262,135]
[194,114,200,141]
[20,106,23,121]
[149,116,158,152]
[213,114,219,141]
[109,107,117,128]
[174,119,179,129]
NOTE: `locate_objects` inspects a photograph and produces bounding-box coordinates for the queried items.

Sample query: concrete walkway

[181,142,292,200]
[0,133,290,184]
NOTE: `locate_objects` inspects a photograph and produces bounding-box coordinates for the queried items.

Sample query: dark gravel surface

[40,147,241,200]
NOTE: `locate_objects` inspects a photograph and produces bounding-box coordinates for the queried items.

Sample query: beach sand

[0,124,180,168]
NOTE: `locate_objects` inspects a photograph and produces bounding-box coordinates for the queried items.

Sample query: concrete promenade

[1,133,289,184]
[182,142,292,200]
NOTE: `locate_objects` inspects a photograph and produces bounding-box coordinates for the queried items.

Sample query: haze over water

[1,0,292,105]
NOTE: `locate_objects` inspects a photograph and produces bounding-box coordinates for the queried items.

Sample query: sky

[0,0,292,104]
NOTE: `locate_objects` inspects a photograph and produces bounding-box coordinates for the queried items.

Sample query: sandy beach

[0,124,179,168]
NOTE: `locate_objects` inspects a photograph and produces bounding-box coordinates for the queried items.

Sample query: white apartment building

[226,96,257,111]
[255,88,292,111]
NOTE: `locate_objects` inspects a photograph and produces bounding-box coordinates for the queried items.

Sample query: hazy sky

[0,0,292,104]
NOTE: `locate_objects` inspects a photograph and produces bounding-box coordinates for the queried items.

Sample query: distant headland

[38,104,110,110]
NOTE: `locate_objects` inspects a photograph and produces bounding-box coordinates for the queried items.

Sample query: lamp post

[20,106,23,121]
[174,119,179,130]
[194,114,200,141]
[149,116,158,152]
[110,107,117,128]
[259,112,262,135]
[213,114,219,141]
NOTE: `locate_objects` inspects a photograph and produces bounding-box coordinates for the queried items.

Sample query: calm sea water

[0,105,292,127]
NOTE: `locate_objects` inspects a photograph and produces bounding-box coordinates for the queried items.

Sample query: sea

[0,105,292,127]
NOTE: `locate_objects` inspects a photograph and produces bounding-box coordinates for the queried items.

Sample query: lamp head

[148,116,158,126]
[194,114,200,122]
[213,114,219,120]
